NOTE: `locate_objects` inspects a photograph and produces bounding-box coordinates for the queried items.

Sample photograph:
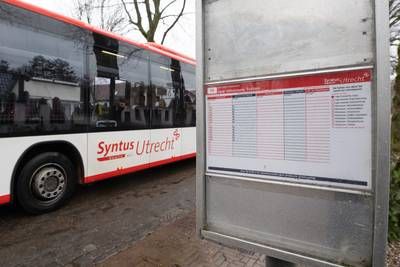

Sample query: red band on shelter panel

[206,69,372,95]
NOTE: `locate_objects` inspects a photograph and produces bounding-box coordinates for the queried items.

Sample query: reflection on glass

[0,3,85,136]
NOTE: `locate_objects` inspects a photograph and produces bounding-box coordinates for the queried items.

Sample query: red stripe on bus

[0,195,11,205]
[84,153,196,184]
[3,0,196,65]
[97,154,126,162]
[146,42,195,62]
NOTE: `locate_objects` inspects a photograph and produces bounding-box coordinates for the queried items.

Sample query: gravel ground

[387,241,400,267]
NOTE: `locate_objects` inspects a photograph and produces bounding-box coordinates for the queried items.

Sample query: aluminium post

[372,0,391,265]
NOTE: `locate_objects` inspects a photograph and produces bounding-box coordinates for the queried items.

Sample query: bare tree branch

[120,0,148,39]
[161,0,186,44]
[145,0,153,28]
[133,0,148,39]
[160,12,191,20]
[161,0,177,14]
[72,0,126,32]
[390,0,400,47]
[100,0,106,29]
[390,0,400,72]
[74,0,189,45]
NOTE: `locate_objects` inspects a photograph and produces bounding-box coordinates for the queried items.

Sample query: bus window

[91,77,115,128]
[117,48,150,130]
[0,6,86,136]
[90,76,151,130]
[150,59,184,128]
[89,36,151,131]
[182,69,196,127]
[122,81,150,129]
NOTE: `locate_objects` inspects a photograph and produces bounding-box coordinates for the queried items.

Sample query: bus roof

[3,0,196,66]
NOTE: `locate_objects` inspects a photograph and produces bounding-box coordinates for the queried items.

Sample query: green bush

[389,163,400,241]
[390,44,400,242]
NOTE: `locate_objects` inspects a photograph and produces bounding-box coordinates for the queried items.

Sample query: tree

[120,0,186,44]
[390,0,400,70]
[0,60,9,72]
[390,0,400,242]
[72,0,188,44]
[390,43,400,241]
[391,0,400,45]
[73,0,126,33]
[27,56,78,83]
[53,59,79,83]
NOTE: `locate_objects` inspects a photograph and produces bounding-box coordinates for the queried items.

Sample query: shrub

[389,162,400,241]
[389,44,400,241]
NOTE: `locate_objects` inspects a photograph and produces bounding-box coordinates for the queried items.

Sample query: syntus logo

[97,129,180,162]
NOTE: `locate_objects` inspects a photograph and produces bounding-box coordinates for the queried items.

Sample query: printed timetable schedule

[205,69,372,189]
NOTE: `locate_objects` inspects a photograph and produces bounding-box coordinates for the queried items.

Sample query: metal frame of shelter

[196,0,390,266]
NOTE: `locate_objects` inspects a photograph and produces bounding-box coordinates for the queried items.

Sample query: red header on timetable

[207,95,233,100]
[206,69,372,95]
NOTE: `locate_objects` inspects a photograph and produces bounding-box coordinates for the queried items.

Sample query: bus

[0,0,196,214]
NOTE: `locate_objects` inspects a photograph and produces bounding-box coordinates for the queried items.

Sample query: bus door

[87,74,152,180]
[86,36,151,180]
[149,60,184,165]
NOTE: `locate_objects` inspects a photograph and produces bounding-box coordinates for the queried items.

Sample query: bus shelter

[196,0,390,266]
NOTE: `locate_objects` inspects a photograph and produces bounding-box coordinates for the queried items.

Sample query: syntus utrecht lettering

[97,137,176,161]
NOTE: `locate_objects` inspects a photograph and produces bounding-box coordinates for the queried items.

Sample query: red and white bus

[0,0,196,213]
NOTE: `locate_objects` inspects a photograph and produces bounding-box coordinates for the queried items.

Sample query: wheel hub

[44,176,59,192]
[32,166,66,200]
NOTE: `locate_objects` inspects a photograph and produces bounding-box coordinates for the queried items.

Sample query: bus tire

[16,152,77,214]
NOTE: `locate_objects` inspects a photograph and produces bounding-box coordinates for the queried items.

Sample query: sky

[24,0,196,58]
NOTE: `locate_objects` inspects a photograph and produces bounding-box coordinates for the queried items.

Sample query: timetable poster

[205,69,372,190]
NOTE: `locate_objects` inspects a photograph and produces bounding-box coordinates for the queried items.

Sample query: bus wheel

[16,152,77,214]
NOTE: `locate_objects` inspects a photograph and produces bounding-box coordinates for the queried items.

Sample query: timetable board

[205,68,372,190]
